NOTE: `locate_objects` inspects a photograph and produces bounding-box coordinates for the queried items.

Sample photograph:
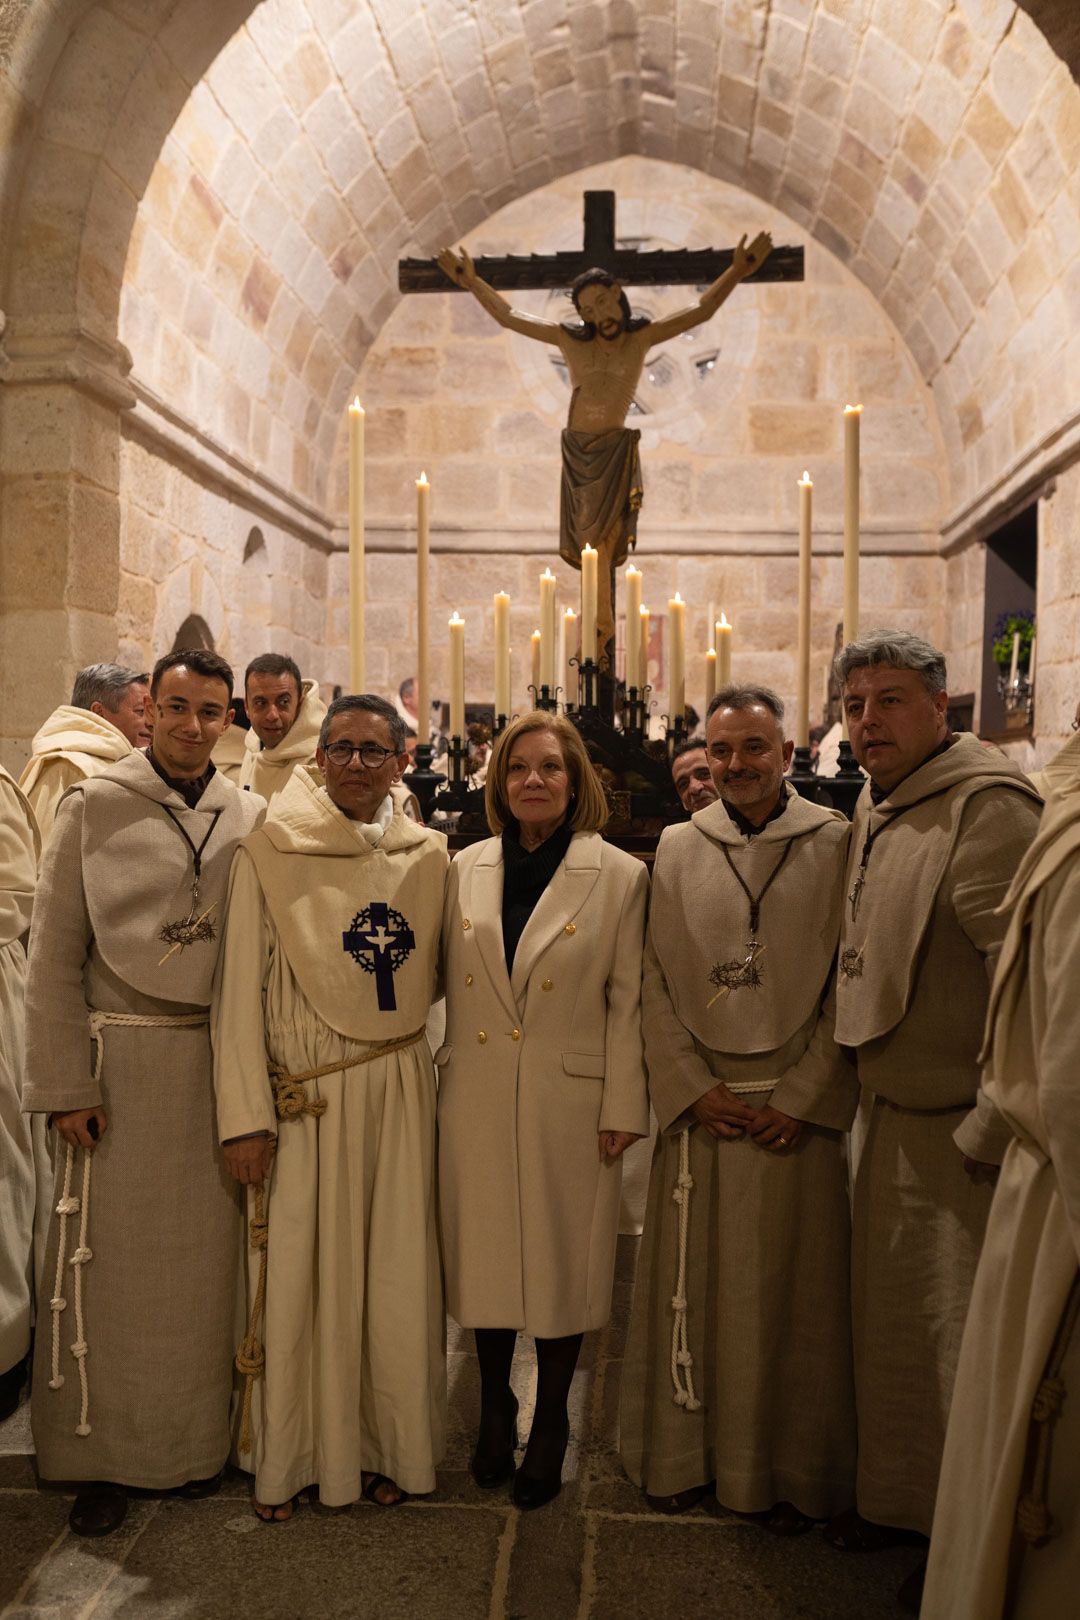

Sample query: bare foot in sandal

[362,1471,405,1507]
[253,1495,296,1523]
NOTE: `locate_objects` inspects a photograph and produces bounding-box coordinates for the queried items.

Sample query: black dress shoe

[171,1470,224,1500]
[69,1483,128,1538]
[512,1415,569,1511]
[0,1357,27,1422]
[470,1391,519,1489]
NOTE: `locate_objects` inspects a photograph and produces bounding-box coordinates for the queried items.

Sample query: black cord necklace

[157,805,223,961]
[708,838,796,1002]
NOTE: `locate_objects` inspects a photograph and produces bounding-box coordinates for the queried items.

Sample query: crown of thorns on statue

[344,905,415,973]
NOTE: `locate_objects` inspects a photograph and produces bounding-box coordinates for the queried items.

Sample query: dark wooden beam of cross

[398,190,804,293]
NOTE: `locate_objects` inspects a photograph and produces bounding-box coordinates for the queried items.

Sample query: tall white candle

[581,545,598,657]
[348,398,365,690]
[704,646,717,711]
[1008,629,1021,685]
[494,591,511,719]
[563,607,577,707]
[668,593,686,721]
[717,613,732,687]
[416,471,430,737]
[530,630,541,698]
[640,604,650,689]
[539,568,557,690]
[797,470,813,749]
[843,405,862,646]
[448,612,465,739]
[625,564,643,689]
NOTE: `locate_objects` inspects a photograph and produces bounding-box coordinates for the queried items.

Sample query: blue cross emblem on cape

[342,902,416,1012]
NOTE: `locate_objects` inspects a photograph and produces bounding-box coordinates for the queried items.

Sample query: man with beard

[437,236,771,656]
[621,686,858,1531]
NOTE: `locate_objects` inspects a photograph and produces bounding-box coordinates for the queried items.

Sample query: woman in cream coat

[438,712,648,1510]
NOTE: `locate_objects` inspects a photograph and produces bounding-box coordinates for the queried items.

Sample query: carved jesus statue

[438,231,773,663]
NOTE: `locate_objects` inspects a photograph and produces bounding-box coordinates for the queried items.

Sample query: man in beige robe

[236,652,326,803]
[23,650,263,1537]
[214,693,448,1518]
[829,629,1041,1608]
[19,663,152,845]
[1027,701,1080,803]
[0,766,40,1419]
[621,686,859,1527]
[922,739,1080,1620]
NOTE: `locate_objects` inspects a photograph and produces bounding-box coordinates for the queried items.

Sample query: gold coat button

[511,1029,521,1041]
[564,922,576,935]
[462,918,471,931]
[477,1030,487,1044]
[541,980,553,991]
[465,974,474,986]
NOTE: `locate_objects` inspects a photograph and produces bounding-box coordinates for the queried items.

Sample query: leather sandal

[361,1473,408,1508]
[252,1494,300,1523]
[69,1483,128,1538]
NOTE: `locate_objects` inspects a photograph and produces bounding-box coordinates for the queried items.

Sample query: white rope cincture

[44,1008,210,1438]
[670,1081,779,1414]
[670,1128,701,1411]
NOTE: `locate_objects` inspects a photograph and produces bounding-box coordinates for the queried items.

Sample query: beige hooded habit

[24,751,263,1488]
[834,731,1042,1535]
[0,767,40,1377]
[19,705,134,846]
[213,769,448,1506]
[438,831,649,1340]
[238,679,326,803]
[923,754,1080,1620]
[620,789,859,1514]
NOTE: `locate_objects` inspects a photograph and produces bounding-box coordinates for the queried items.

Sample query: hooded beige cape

[0,767,40,1375]
[923,761,1080,1620]
[24,752,263,1487]
[210,721,247,785]
[1027,726,1080,805]
[18,705,133,847]
[620,791,859,1513]
[837,733,1042,1534]
[212,769,448,1504]
[238,679,326,803]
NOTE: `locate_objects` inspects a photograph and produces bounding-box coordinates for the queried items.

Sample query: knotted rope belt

[235,1027,427,1454]
[670,1079,779,1412]
[1016,1268,1080,1547]
[48,1009,210,1438]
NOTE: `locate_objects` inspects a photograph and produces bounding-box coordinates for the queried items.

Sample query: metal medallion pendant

[839,946,864,981]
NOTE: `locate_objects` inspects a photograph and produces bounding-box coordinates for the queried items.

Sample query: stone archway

[169,613,216,652]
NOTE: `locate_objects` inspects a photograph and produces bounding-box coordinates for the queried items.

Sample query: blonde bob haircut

[484,711,609,835]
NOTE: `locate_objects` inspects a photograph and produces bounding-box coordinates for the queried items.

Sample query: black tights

[474,1327,583,1467]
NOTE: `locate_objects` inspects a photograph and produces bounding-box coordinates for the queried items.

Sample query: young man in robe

[828,629,1042,1610]
[20,663,152,846]
[922,728,1080,1620]
[236,652,326,803]
[621,686,859,1530]
[0,766,40,1419]
[23,649,263,1537]
[213,693,448,1519]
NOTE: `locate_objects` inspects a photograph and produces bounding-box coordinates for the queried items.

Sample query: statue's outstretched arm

[646,230,774,343]
[437,246,563,344]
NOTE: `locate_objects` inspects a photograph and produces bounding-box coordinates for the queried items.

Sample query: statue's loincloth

[559,428,643,570]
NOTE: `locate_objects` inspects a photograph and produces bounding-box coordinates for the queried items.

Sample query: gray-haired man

[824,629,1042,1608]
[20,664,151,846]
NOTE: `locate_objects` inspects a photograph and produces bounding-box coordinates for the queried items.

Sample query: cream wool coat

[438,831,649,1339]
[24,752,263,1488]
[620,791,860,1513]
[18,705,133,846]
[0,767,40,1375]
[238,679,326,803]
[213,770,448,1505]
[835,732,1042,1534]
[923,766,1080,1620]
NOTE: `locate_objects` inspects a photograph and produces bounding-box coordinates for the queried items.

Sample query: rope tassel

[47,1143,94,1434]
[235,1190,269,1455]
[670,1129,701,1412]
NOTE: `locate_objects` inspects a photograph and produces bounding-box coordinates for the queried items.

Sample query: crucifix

[342,901,416,1012]
[399,192,804,714]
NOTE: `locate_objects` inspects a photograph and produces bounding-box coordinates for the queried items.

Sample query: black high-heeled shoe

[470,1390,519,1489]
[512,1413,569,1511]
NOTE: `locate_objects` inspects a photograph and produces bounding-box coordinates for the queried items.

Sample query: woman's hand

[599,1130,643,1162]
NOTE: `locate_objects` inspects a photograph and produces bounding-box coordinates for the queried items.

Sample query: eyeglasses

[323,741,398,769]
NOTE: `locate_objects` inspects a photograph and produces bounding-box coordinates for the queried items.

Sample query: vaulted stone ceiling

[3,0,1080,533]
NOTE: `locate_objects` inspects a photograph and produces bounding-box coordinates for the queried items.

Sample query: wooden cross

[399,189,804,293]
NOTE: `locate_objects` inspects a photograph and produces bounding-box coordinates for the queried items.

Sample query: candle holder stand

[404,740,446,826]
[570,656,602,716]
[493,712,509,738]
[786,738,865,818]
[997,670,1033,730]
[620,684,649,742]
[529,683,559,713]
[664,713,688,758]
